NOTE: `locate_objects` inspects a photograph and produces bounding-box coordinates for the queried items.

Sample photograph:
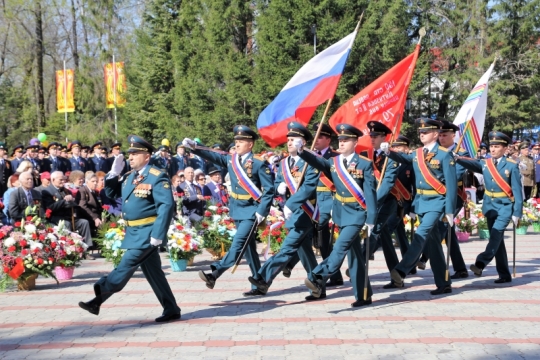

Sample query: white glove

[518,162,527,171]
[380,142,390,155]
[255,212,265,224]
[277,182,287,195]
[292,138,303,152]
[109,154,125,177]
[445,214,454,227]
[366,224,374,237]
[512,216,520,226]
[182,138,196,149]
[269,155,279,164]
[150,237,162,246]
[409,212,416,221]
[283,206,293,220]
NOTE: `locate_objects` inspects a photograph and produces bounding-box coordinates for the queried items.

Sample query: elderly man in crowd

[8,171,42,223]
[42,171,94,259]
[179,167,206,222]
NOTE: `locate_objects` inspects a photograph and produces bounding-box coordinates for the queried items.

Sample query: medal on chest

[134,184,152,198]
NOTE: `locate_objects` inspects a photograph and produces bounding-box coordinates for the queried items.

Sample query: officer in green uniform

[248,122,320,298]
[456,131,523,283]
[79,135,181,322]
[281,123,343,286]
[381,118,457,295]
[297,124,377,307]
[362,121,401,288]
[183,125,274,296]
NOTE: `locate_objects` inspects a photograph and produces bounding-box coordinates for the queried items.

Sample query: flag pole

[113,55,118,142]
[63,60,68,142]
[298,12,364,180]
[376,27,426,191]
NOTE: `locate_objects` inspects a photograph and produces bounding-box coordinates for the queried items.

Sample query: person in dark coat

[0,142,13,199]
[76,172,103,236]
[8,171,42,223]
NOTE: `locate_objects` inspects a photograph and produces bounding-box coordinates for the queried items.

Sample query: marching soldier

[380,118,457,295]
[456,131,523,283]
[385,136,415,261]
[183,125,274,296]
[10,144,24,170]
[281,123,343,286]
[248,122,320,299]
[362,121,402,288]
[517,142,535,200]
[69,141,89,172]
[79,135,181,322]
[298,124,377,307]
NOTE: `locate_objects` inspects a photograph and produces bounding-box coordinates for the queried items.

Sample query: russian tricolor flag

[257,29,358,147]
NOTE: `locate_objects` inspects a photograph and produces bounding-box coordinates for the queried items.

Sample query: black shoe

[408,268,417,275]
[416,261,426,270]
[325,279,344,287]
[345,269,350,278]
[383,281,403,289]
[155,313,181,323]
[390,269,404,287]
[159,246,167,253]
[78,299,100,316]
[305,293,327,301]
[369,254,375,261]
[351,298,372,307]
[243,289,267,297]
[470,264,483,277]
[304,278,323,298]
[430,286,452,295]
[450,270,469,279]
[282,267,292,278]
[248,276,270,293]
[198,271,216,289]
[494,278,512,284]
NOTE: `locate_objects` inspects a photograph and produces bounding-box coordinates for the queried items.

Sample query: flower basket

[456,231,471,242]
[169,258,188,272]
[17,273,38,291]
[478,229,490,240]
[54,266,75,280]
[516,226,528,235]
[533,223,540,233]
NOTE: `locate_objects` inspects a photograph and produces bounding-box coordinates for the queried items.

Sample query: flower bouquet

[50,220,88,279]
[403,214,420,240]
[199,204,234,260]
[1,211,59,291]
[259,207,287,256]
[97,218,126,267]
[167,221,203,271]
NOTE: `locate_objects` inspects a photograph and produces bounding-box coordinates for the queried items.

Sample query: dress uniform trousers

[95,247,180,316]
[365,196,400,272]
[310,224,372,300]
[210,218,261,290]
[476,212,511,279]
[387,211,410,257]
[395,210,451,289]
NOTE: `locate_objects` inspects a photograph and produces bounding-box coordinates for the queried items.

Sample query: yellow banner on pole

[104,62,127,108]
[56,69,75,113]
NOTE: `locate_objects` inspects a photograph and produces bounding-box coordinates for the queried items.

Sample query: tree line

[1,0,539,149]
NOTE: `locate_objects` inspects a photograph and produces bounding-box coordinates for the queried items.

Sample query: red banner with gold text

[329,45,421,152]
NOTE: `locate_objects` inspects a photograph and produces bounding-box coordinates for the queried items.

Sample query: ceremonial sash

[332,156,367,209]
[416,148,446,195]
[457,187,467,201]
[231,153,262,201]
[367,150,403,200]
[281,158,320,221]
[485,159,513,200]
[319,173,336,191]
[394,178,412,201]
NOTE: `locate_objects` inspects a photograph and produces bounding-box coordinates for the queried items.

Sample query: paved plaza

[1,231,540,359]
